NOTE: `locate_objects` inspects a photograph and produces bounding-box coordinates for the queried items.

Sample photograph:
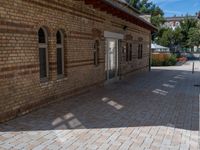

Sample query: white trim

[104,31,124,39]
[105,38,119,82]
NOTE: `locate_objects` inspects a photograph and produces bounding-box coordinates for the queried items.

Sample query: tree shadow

[0,69,199,132]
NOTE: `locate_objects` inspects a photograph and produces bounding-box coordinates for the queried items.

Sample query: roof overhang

[83,0,157,32]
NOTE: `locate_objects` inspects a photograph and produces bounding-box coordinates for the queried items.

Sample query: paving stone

[0,62,199,150]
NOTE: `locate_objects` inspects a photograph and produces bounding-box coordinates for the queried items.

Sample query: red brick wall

[0,0,151,122]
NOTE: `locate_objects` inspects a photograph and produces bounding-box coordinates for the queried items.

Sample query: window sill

[40,77,49,83]
[125,61,132,64]
[39,78,54,88]
[57,75,68,82]
[94,64,101,68]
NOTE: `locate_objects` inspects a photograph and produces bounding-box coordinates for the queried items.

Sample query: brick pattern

[0,62,199,150]
[0,0,151,122]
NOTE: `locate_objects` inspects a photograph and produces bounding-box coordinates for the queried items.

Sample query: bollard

[192,62,194,74]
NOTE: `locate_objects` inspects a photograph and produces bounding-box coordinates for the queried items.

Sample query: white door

[106,39,118,81]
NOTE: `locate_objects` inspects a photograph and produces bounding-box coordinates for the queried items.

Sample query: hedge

[152,53,177,66]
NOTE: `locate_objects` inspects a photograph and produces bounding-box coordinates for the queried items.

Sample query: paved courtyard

[0,61,200,150]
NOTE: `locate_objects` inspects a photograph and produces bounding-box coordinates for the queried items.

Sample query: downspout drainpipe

[149,35,152,71]
[150,32,157,71]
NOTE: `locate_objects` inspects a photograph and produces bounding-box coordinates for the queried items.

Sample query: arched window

[56,30,64,76]
[38,27,48,79]
[94,40,100,66]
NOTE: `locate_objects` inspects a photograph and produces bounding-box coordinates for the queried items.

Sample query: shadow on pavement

[0,67,199,132]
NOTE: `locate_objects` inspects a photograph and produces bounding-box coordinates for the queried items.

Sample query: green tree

[187,27,200,51]
[127,0,164,27]
[156,16,199,52]
[172,28,183,44]
[128,0,140,9]
[151,14,164,27]
[156,27,183,52]
[156,28,172,47]
[180,17,198,48]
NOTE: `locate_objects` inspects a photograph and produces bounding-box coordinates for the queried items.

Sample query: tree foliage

[156,28,183,52]
[187,27,200,49]
[127,0,200,51]
[156,17,200,51]
[127,0,164,27]
[179,17,198,48]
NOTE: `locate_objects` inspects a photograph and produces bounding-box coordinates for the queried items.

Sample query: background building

[151,43,170,53]
[163,13,200,30]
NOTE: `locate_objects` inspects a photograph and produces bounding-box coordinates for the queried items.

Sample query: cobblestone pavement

[0,61,200,150]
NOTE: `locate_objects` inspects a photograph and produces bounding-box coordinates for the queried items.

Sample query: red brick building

[0,0,156,122]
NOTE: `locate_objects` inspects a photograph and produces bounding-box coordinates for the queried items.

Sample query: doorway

[106,39,119,81]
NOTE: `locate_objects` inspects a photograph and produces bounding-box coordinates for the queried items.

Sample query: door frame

[104,31,124,83]
[106,38,119,82]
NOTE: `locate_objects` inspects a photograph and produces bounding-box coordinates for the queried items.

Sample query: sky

[150,0,200,17]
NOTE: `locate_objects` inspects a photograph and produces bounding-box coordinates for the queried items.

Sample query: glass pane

[57,48,63,75]
[126,43,129,61]
[94,52,97,65]
[39,48,47,78]
[57,31,62,44]
[108,41,116,79]
[94,40,99,66]
[138,44,141,59]
[38,28,46,43]
[94,40,99,49]
[129,44,132,61]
